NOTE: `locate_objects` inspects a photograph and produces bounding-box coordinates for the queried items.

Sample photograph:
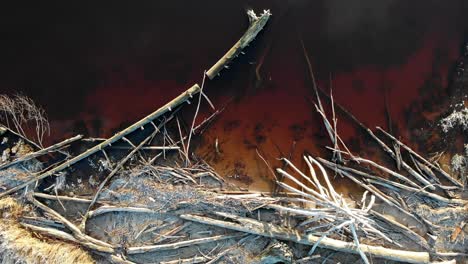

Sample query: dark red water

[0,1,466,190]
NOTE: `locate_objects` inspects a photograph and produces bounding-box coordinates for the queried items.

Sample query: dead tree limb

[370,210,430,251]
[0,134,83,170]
[127,234,242,254]
[160,257,209,264]
[0,84,201,198]
[206,10,271,79]
[33,192,96,204]
[21,223,114,254]
[181,213,432,264]
[27,194,116,251]
[85,128,160,213]
[376,126,463,187]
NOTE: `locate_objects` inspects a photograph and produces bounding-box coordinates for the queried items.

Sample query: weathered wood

[86,128,160,212]
[376,126,463,187]
[107,146,179,150]
[33,192,96,203]
[27,194,115,250]
[127,234,241,254]
[87,206,157,219]
[370,210,430,250]
[21,223,115,254]
[0,134,83,170]
[206,10,271,79]
[181,213,432,264]
[0,84,200,198]
[160,256,209,264]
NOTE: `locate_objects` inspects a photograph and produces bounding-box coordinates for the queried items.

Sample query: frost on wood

[440,106,468,132]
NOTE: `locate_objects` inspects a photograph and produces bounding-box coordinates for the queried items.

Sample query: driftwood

[86,128,160,211]
[370,210,430,251]
[376,126,463,187]
[127,234,242,254]
[180,213,432,264]
[21,223,114,254]
[108,146,179,151]
[33,192,96,204]
[0,84,201,198]
[0,134,83,170]
[26,194,116,251]
[160,257,209,264]
[206,10,271,79]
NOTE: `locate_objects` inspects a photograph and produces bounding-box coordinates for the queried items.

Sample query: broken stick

[206,10,271,79]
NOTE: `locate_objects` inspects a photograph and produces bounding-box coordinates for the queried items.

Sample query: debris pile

[0,9,466,264]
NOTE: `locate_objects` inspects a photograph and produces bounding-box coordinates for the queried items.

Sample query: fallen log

[180,213,433,264]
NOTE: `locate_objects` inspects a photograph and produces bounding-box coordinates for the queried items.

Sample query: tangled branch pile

[0,8,466,264]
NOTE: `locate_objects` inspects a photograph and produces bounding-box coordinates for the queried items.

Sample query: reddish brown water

[0,1,466,191]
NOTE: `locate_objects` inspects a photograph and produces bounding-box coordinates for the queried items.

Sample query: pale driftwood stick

[300,57,433,190]
[301,39,354,161]
[0,84,201,198]
[101,149,114,170]
[353,157,422,189]
[27,194,115,250]
[127,234,241,254]
[160,257,209,264]
[317,158,426,228]
[350,222,370,264]
[185,71,206,166]
[0,134,83,170]
[21,223,115,254]
[86,206,158,219]
[28,198,116,255]
[376,126,463,187]
[81,137,107,142]
[108,255,136,264]
[267,203,332,218]
[217,190,303,197]
[206,10,271,79]
[370,210,430,251]
[108,146,180,150]
[33,192,97,203]
[85,128,160,214]
[181,214,432,264]
[365,129,435,190]
[367,178,463,205]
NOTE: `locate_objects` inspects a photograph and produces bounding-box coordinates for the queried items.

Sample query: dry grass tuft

[0,198,94,264]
